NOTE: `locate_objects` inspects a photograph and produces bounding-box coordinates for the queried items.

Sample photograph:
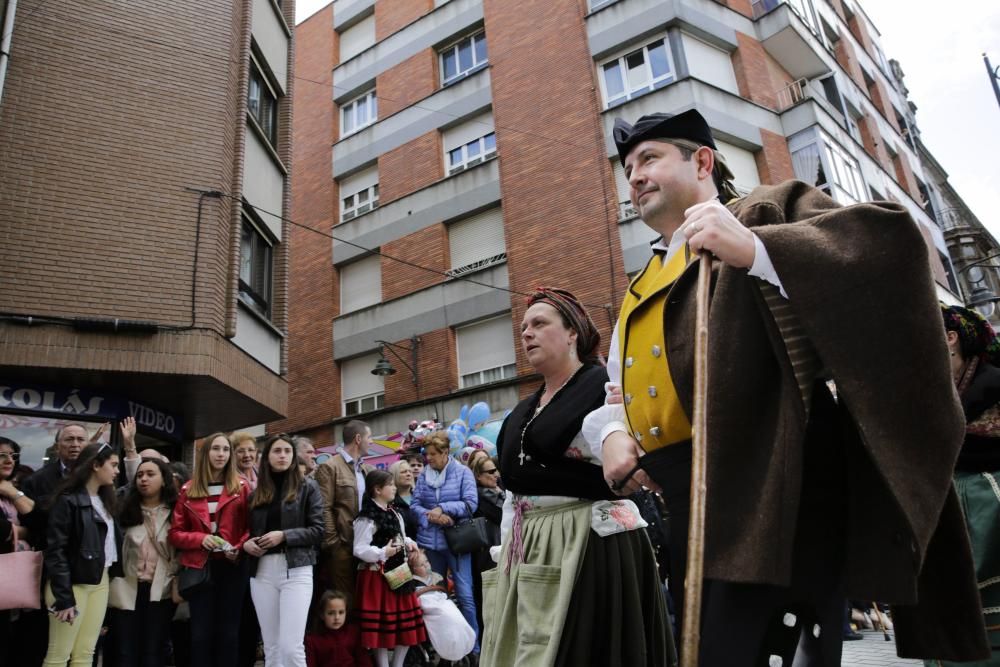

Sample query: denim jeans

[111,581,176,667]
[426,548,479,654]
[187,558,249,667]
[250,554,313,667]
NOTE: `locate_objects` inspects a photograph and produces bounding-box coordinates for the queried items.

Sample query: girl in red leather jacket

[169,433,249,667]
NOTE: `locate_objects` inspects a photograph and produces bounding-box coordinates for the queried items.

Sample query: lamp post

[959,251,1000,319]
[371,336,421,392]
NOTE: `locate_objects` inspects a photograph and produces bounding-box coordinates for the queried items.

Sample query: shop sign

[0,384,183,442]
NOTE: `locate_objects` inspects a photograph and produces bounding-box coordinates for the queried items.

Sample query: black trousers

[641,388,848,666]
[111,581,176,667]
[186,559,249,667]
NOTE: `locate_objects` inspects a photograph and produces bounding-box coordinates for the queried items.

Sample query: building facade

[280,0,964,444]
[0,0,293,466]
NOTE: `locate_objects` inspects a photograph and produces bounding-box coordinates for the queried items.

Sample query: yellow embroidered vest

[618,247,693,452]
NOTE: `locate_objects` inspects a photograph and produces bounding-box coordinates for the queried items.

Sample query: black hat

[613,109,716,165]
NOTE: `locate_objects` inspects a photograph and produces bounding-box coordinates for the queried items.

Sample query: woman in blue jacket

[410,431,479,658]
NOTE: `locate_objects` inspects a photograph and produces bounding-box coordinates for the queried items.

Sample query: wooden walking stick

[870,601,892,641]
[681,252,713,667]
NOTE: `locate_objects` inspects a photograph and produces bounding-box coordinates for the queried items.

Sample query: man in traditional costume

[583,109,989,665]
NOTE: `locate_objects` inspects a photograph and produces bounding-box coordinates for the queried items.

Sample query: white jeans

[250,554,313,667]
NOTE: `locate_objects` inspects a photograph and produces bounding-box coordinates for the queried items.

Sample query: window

[713,140,760,194]
[339,254,381,313]
[440,31,488,85]
[612,161,637,220]
[447,133,496,174]
[340,165,379,221]
[339,14,375,63]
[342,89,377,137]
[248,63,278,146]
[789,129,865,205]
[457,317,516,389]
[599,37,675,108]
[341,353,385,416]
[448,207,506,276]
[239,214,273,318]
[681,33,738,95]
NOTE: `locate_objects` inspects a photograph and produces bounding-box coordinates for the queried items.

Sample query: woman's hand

[383,543,400,559]
[53,607,77,624]
[427,507,443,522]
[256,531,285,550]
[201,535,220,551]
[0,479,18,499]
[243,539,266,557]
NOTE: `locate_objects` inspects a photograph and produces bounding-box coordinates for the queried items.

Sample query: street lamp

[371,336,420,388]
[959,251,1000,319]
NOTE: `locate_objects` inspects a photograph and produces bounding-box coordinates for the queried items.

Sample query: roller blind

[341,353,384,401]
[340,254,381,313]
[457,316,516,375]
[448,208,506,270]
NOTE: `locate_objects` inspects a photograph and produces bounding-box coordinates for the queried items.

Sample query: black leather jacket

[45,490,120,610]
[247,477,324,575]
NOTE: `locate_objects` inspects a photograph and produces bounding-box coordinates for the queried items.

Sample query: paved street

[841,629,922,666]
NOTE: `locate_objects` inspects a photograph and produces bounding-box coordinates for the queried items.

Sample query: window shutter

[714,140,761,193]
[340,254,381,313]
[442,111,495,153]
[339,15,375,62]
[340,165,379,200]
[448,208,506,270]
[341,353,384,401]
[457,316,515,376]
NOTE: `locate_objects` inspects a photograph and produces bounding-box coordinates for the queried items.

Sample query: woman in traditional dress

[933,305,1000,665]
[480,287,673,667]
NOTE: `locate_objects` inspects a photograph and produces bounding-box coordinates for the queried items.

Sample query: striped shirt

[207,483,223,533]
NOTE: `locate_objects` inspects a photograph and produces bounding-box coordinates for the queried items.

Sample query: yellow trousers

[43,569,109,667]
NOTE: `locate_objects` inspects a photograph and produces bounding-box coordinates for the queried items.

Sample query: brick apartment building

[0,0,293,466]
[278,0,966,445]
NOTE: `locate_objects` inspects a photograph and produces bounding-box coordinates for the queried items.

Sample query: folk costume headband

[612,108,741,203]
[941,304,1000,366]
[527,287,601,364]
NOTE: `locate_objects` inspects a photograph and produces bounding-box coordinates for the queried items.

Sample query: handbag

[177,565,211,599]
[382,559,414,591]
[443,501,492,555]
[0,527,42,610]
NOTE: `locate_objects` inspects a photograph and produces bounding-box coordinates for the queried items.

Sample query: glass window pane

[356,96,367,122]
[474,34,487,64]
[357,190,368,205]
[371,93,377,118]
[248,77,261,120]
[648,41,670,79]
[240,226,252,283]
[467,141,481,158]
[372,184,379,201]
[443,50,457,81]
[626,50,649,91]
[343,105,355,134]
[458,39,473,72]
[361,396,374,412]
[483,133,496,152]
[603,62,625,101]
[346,401,359,416]
[343,194,353,211]
[449,147,464,166]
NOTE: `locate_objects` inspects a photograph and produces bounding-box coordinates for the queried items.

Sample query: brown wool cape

[656,180,988,661]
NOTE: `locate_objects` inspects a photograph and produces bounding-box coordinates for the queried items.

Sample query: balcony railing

[776,78,809,111]
[939,207,972,232]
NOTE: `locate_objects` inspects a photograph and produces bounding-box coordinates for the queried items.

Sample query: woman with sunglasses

[470,455,504,637]
[43,441,120,667]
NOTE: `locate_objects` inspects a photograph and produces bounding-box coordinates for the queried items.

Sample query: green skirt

[926,472,1000,667]
[480,500,674,667]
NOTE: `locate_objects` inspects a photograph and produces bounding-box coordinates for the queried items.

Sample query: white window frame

[239,212,274,320]
[589,0,619,11]
[341,89,377,138]
[440,31,488,86]
[339,254,382,314]
[342,184,379,221]
[447,132,496,175]
[247,59,279,147]
[341,353,386,417]
[344,392,385,417]
[821,136,865,204]
[598,36,676,109]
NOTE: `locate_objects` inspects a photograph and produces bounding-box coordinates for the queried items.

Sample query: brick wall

[271,4,339,435]
[384,328,456,404]
[724,0,754,19]
[483,0,624,372]
[870,78,900,132]
[858,114,892,172]
[375,0,433,41]
[756,129,795,184]
[847,14,874,57]
[381,224,448,301]
[378,131,443,204]
[834,36,866,89]
[731,32,791,110]
[892,151,923,202]
[376,50,438,118]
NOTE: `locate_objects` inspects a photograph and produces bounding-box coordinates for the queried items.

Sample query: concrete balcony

[754,2,831,80]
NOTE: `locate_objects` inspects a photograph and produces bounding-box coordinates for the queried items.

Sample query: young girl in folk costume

[305,590,372,667]
[110,457,179,667]
[169,433,250,667]
[353,469,427,667]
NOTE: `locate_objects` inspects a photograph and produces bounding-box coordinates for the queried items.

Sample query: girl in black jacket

[242,434,324,667]
[43,441,120,667]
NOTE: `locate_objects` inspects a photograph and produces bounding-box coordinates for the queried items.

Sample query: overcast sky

[295,0,999,236]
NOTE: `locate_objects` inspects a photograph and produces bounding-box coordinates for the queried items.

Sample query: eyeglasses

[481,468,499,475]
[0,452,18,462]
